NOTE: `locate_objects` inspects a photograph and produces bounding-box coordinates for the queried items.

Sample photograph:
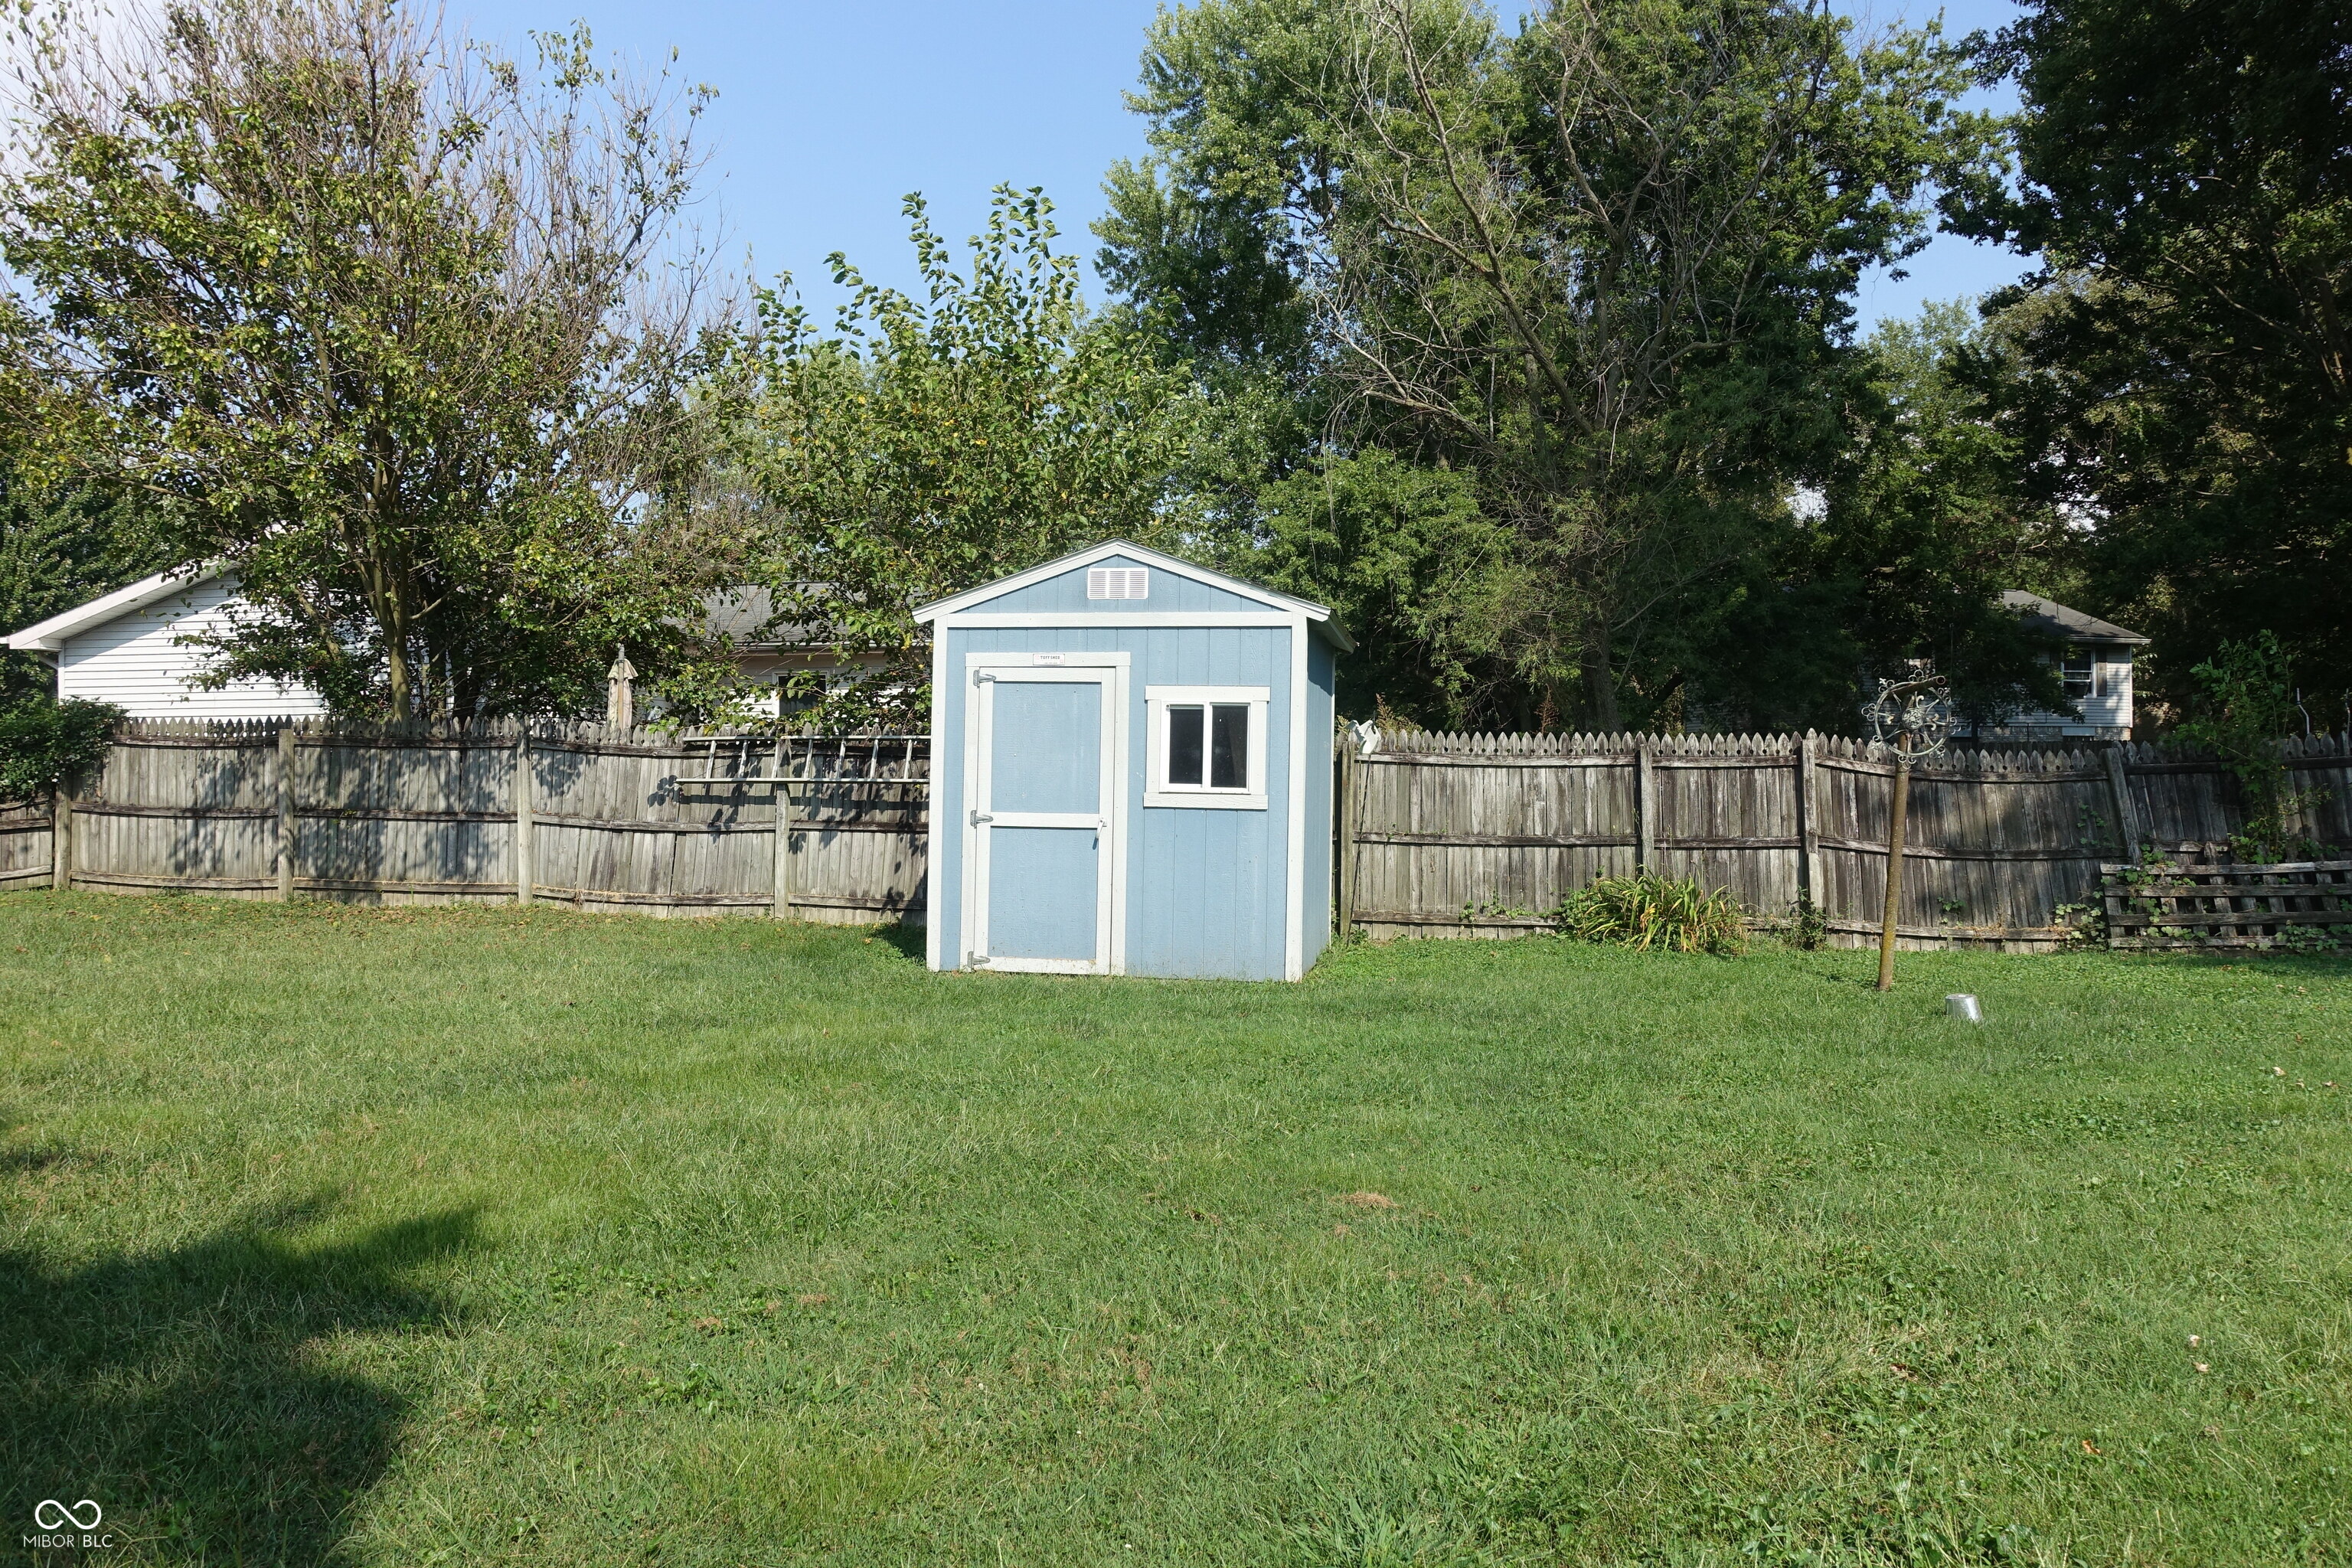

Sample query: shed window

[2060,649,2095,702]
[1166,703,1249,789]
[1145,686,1269,809]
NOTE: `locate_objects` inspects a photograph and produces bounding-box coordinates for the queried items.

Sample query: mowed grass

[2,893,2348,1567]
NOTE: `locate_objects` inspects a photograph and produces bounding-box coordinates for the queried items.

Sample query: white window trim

[1144,684,1269,810]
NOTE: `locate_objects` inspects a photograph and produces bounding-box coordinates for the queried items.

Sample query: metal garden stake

[1864,665,1956,991]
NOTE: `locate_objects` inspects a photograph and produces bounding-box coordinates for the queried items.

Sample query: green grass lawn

[3,893,2348,1567]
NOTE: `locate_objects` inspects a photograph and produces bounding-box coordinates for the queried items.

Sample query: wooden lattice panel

[2102,859,2352,950]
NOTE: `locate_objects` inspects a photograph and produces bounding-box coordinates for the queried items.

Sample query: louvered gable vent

[1086,567,1148,600]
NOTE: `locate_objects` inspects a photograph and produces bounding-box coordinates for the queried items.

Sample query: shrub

[0,697,121,808]
[1553,874,1749,956]
[2177,633,2329,861]
[1786,891,1828,950]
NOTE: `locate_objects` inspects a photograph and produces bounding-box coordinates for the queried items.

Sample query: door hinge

[973,671,996,684]
[969,810,993,827]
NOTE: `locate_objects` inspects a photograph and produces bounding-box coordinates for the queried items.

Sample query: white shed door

[960,655,1128,973]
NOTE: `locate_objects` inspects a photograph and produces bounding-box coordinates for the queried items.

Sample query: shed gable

[959,553,1278,617]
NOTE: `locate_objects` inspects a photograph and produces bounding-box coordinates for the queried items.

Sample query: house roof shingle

[2001,590,2149,646]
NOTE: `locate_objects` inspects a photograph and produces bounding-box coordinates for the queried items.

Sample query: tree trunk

[1583,621,1621,732]
[386,639,413,720]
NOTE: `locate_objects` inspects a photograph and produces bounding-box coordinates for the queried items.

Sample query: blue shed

[915,541,1351,981]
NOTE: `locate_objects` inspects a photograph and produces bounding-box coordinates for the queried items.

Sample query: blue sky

[456,0,2033,337]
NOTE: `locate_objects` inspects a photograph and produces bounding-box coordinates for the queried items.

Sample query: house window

[1145,685,1269,809]
[2060,649,2095,702]
[1087,567,1149,600]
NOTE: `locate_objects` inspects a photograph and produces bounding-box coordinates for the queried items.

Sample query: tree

[2177,633,2330,861]
[1701,300,2071,733]
[1253,448,1521,721]
[722,188,1195,728]
[1963,0,2352,720]
[0,0,732,720]
[0,465,165,706]
[1102,0,1998,730]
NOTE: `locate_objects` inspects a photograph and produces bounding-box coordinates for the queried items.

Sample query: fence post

[1335,719,1358,939]
[1796,732,1821,905]
[51,780,71,891]
[275,724,296,902]
[772,734,795,920]
[514,727,534,906]
[1635,740,1657,873]
[2104,743,2141,864]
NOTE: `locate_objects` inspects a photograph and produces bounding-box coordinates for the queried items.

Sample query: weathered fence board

[0,804,51,887]
[1351,729,2352,949]
[22,719,929,923]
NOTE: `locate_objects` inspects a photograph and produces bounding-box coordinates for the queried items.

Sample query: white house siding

[1971,649,2135,740]
[57,577,327,718]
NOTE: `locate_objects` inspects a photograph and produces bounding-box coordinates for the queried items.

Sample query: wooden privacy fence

[1336,730,2352,949]
[0,719,929,923]
[12,718,2352,952]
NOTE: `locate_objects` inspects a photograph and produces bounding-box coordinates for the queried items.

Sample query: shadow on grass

[871,922,926,964]
[3,1191,475,1565]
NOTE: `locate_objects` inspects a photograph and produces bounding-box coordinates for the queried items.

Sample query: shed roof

[913,539,1353,651]
[2001,590,2150,646]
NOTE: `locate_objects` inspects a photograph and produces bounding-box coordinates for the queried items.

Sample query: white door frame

[960,651,1129,974]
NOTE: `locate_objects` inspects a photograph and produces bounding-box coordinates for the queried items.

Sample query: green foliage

[2179,634,2330,861]
[1786,890,1830,951]
[1701,301,2074,733]
[1554,873,1749,955]
[1963,0,2352,718]
[1101,0,2001,730]
[0,1,727,720]
[0,696,119,806]
[1252,450,1522,724]
[724,188,1196,729]
[0,466,165,706]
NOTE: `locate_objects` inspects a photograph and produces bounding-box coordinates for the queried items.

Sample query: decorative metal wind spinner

[1864,664,1956,761]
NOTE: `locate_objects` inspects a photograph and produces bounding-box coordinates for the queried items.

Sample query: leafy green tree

[1703,301,2072,733]
[0,454,152,799]
[1102,0,1998,730]
[1963,0,2352,719]
[0,696,121,808]
[0,0,731,720]
[722,189,1195,728]
[1253,449,1521,723]
[0,466,164,706]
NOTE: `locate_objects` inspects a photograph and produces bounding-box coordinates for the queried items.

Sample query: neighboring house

[697,586,892,716]
[4,570,884,719]
[1961,591,2150,742]
[2,568,328,718]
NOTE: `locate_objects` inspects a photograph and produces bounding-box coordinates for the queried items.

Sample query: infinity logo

[34,1498,102,1530]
